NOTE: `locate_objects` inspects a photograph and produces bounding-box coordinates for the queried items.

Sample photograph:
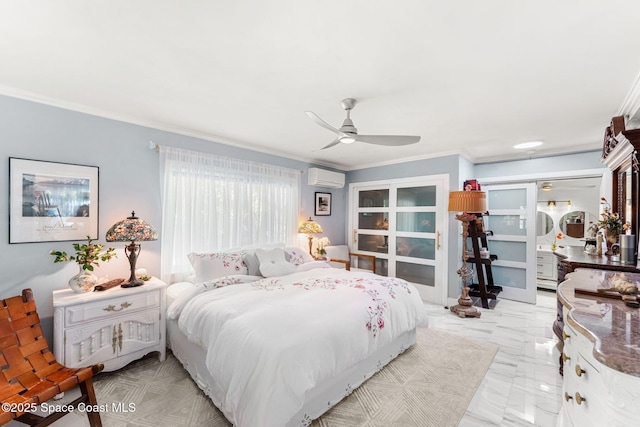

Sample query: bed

[165,246,428,426]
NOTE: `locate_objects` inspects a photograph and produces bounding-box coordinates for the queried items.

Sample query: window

[159,146,300,282]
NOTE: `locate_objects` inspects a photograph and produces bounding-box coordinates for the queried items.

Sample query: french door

[483,182,537,304]
[348,175,448,304]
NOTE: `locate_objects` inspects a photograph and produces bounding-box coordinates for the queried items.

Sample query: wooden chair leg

[79,379,102,427]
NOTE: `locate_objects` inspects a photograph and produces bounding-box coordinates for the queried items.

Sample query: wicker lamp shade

[448,191,487,213]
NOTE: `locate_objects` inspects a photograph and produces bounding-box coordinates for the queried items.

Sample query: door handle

[436,231,441,250]
[353,229,357,243]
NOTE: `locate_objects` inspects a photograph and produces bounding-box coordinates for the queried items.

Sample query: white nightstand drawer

[54,278,167,372]
[65,289,160,327]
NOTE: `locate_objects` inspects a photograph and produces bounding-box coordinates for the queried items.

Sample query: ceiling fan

[305,98,421,150]
[539,181,597,191]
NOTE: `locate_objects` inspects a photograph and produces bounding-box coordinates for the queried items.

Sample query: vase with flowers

[550,232,564,251]
[597,198,628,255]
[51,236,117,293]
[314,237,330,260]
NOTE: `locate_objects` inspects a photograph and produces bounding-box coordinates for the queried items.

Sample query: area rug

[90,328,498,427]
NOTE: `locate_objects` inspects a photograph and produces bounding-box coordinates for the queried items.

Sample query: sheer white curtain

[159,146,300,282]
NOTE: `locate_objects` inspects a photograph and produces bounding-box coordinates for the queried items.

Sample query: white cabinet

[536,250,557,281]
[559,311,640,427]
[53,278,166,372]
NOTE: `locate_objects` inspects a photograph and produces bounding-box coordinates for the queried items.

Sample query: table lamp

[448,190,487,318]
[106,211,158,287]
[298,217,323,256]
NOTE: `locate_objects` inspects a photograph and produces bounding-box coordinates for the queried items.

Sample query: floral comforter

[172,267,428,427]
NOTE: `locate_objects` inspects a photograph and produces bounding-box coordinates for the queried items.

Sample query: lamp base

[121,278,144,288]
[450,286,481,318]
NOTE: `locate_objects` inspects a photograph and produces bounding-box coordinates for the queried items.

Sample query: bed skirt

[167,316,417,426]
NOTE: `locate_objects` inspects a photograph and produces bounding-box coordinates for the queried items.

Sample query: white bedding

[169,266,428,427]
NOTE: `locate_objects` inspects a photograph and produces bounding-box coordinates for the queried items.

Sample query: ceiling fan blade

[305,111,342,135]
[320,137,342,150]
[355,135,421,146]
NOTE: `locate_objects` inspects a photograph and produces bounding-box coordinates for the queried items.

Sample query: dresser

[53,278,166,372]
[557,269,640,427]
[552,246,639,372]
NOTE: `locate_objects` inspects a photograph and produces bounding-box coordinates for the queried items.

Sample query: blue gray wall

[0,95,347,343]
[474,151,605,178]
[0,93,610,342]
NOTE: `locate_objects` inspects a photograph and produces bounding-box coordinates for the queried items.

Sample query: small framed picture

[315,192,332,216]
[9,157,99,243]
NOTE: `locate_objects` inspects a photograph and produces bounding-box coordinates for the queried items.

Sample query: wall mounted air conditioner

[307,167,345,189]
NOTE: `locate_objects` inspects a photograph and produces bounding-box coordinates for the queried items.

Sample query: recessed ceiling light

[514,141,543,149]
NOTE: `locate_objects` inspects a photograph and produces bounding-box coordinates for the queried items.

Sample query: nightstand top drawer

[63,287,161,327]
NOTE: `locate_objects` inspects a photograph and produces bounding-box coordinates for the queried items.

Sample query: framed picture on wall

[9,157,99,243]
[315,192,332,216]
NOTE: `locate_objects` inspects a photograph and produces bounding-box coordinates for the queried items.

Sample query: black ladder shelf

[466,219,502,308]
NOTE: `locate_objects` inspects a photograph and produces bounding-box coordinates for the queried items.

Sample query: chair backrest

[0,289,103,427]
[325,245,350,261]
[325,245,351,269]
[0,289,59,399]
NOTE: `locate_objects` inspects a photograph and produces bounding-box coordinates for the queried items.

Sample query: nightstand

[53,277,166,372]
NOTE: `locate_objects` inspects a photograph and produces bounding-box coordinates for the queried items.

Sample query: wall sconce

[547,201,556,208]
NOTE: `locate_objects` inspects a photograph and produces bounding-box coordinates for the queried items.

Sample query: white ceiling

[2,1,640,170]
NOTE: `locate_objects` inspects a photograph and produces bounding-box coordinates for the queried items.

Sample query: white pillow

[284,247,315,266]
[187,252,248,283]
[255,248,296,277]
[242,250,262,276]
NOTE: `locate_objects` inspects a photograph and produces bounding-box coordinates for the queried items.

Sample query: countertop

[557,268,640,377]
[553,245,640,272]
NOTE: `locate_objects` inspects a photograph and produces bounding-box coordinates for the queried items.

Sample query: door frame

[479,167,609,301]
[348,174,450,305]
[483,182,538,304]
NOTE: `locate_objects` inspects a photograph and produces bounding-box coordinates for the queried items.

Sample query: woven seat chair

[0,289,103,426]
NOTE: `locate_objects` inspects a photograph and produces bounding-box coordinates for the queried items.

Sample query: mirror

[559,211,587,238]
[536,211,554,236]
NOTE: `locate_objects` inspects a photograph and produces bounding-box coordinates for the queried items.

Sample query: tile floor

[427,289,563,426]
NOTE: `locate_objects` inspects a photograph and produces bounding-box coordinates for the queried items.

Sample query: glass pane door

[484,183,537,304]
[350,176,448,304]
[395,185,437,290]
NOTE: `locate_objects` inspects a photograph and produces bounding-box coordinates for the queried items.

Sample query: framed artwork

[315,192,332,216]
[9,158,99,243]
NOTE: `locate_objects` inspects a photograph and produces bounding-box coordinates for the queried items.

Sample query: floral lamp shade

[298,217,323,235]
[298,217,323,256]
[106,211,157,287]
[106,211,158,242]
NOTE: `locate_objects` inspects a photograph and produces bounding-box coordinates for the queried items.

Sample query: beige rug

[91,328,498,427]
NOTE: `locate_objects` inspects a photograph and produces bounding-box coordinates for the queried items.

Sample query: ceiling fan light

[340,136,356,144]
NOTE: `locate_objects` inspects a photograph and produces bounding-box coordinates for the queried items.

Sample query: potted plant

[597,198,628,255]
[314,237,330,260]
[51,236,117,293]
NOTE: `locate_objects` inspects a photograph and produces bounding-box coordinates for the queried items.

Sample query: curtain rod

[148,141,304,173]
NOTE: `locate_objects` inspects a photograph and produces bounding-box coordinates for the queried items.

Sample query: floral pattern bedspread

[176,267,428,427]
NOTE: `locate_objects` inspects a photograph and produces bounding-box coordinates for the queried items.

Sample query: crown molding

[619,71,640,129]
